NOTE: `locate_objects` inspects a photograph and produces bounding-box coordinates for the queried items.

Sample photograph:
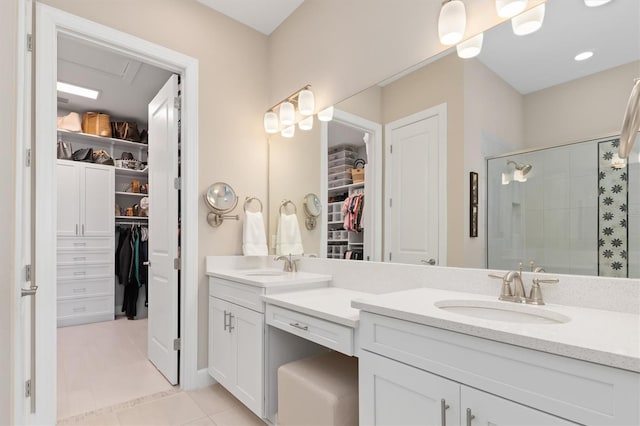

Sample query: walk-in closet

[55,33,179,419]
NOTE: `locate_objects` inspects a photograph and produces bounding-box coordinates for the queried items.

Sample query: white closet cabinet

[208,277,264,417]
[56,160,115,327]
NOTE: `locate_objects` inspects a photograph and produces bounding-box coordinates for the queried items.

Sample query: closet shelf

[115,216,148,221]
[327,182,364,194]
[58,130,148,151]
[114,167,149,178]
[115,191,147,197]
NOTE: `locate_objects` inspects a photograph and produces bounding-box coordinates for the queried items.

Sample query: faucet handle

[488,273,513,300]
[528,278,559,305]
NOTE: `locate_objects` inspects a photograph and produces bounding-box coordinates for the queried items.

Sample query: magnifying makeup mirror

[203,182,239,227]
[303,193,322,230]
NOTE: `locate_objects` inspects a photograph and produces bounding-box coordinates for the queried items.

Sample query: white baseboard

[193,368,216,389]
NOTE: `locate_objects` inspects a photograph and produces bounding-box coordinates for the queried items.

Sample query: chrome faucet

[275,254,298,272]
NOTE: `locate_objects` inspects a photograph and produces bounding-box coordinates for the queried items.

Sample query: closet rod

[116,222,147,226]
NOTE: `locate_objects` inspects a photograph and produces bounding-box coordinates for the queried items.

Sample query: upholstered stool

[277,351,358,426]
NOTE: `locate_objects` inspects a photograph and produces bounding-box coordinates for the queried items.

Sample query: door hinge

[26,34,32,52]
[174,258,181,270]
[174,177,181,190]
[174,96,181,110]
[25,379,31,398]
[25,264,31,282]
[390,145,393,154]
[25,149,31,167]
[389,252,392,261]
[173,338,181,351]
[389,198,393,208]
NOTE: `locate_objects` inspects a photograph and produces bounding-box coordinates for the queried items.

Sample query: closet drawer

[266,304,354,356]
[57,295,114,326]
[57,237,112,250]
[57,250,112,265]
[58,277,113,298]
[209,277,264,313]
[57,263,112,280]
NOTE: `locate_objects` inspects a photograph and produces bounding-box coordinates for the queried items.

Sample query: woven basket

[82,112,112,137]
[351,168,365,184]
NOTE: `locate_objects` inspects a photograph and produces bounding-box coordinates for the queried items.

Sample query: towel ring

[279,200,297,215]
[243,196,263,213]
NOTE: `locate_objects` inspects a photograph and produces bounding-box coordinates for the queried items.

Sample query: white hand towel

[242,211,268,256]
[275,212,304,256]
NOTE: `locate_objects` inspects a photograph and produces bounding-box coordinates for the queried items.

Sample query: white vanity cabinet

[208,277,265,417]
[358,312,639,426]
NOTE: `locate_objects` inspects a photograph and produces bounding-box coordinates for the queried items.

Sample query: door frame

[32,4,200,423]
[384,104,448,265]
[320,109,383,261]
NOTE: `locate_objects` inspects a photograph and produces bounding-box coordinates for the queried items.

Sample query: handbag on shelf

[56,112,82,133]
[56,140,73,159]
[111,121,141,142]
[72,148,94,162]
[92,149,114,166]
[82,112,112,137]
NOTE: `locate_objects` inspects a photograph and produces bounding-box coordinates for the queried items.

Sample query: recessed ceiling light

[56,81,100,100]
[574,51,594,61]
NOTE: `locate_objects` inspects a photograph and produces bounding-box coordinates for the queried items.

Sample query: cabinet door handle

[75,224,78,235]
[289,322,309,331]
[223,310,229,331]
[441,399,450,426]
[228,313,235,332]
[82,224,85,235]
[466,408,475,426]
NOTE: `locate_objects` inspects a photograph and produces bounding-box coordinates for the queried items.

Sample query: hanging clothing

[342,193,365,232]
[115,225,148,319]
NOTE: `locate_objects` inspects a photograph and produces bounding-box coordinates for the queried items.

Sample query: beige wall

[524,61,640,148]
[1,0,18,422]
[39,0,269,369]
[268,127,323,256]
[463,59,525,268]
[337,85,383,124]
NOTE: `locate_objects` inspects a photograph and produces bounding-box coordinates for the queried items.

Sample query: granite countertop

[263,287,370,328]
[207,268,332,288]
[351,288,640,372]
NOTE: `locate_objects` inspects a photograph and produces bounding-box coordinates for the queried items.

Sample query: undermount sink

[243,270,286,277]
[434,299,570,325]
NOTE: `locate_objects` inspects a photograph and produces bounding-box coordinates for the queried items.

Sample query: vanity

[206,257,639,426]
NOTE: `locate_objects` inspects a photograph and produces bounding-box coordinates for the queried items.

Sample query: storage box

[351,168,365,183]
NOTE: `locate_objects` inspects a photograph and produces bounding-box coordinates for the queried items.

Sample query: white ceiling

[196,0,304,35]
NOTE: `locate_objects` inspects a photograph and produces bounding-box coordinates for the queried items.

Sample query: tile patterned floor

[57,318,264,425]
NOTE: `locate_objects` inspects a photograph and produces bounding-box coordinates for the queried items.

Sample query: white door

[461,386,578,426]
[56,162,80,237]
[385,105,446,265]
[147,75,180,384]
[80,164,114,237]
[360,351,460,426]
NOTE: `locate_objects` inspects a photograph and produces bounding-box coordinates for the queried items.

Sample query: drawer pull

[73,257,87,261]
[73,306,87,313]
[441,399,450,426]
[72,288,87,293]
[73,242,86,246]
[73,271,87,276]
[466,408,475,426]
[289,322,309,331]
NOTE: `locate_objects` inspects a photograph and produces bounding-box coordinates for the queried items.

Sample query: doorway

[384,104,448,265]
[29,4,200,424]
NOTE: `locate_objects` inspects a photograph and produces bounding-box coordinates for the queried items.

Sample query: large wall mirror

[268,0,639,278]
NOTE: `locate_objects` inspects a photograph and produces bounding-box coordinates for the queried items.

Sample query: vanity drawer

[58,276,113,298]
[57,295,114,327]
[57,237,112,250]
[57,249,112,265]
[209,277,264,313]
[266,304,354,356]
[57,263,112,280]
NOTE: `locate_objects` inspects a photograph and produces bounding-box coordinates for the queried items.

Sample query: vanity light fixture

[282,125,295,138]
[317,106,334,122]
[438,0,466,45]
[57,81,100,100]
[584,0,612,7]
[263,84,318,134]
[299,115,314,131]
[456,33,483,58]
[496,0,528,18]
[574,51,594,61]
[512,3,545,36]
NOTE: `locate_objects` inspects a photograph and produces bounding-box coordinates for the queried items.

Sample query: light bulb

[299,115,314,131]
[317,106,334,122]
[298,89,315,116]
[584,0,612,7]
[279,101,295,126]
[456,33,483,59]
[574,51,594,61]
[281,125,295,138]
[496,0,528,18]
[438,0,466,45]
[512,3,545,36]
[263,111,278,134]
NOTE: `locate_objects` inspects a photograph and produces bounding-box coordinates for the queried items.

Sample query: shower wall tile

[543,208,571,271]
[570,174,598,208]
[524,176,543,208]
[570,140,598,177]
[543,176,570,209]
[544,145,572,177]
[570,206,598,276]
